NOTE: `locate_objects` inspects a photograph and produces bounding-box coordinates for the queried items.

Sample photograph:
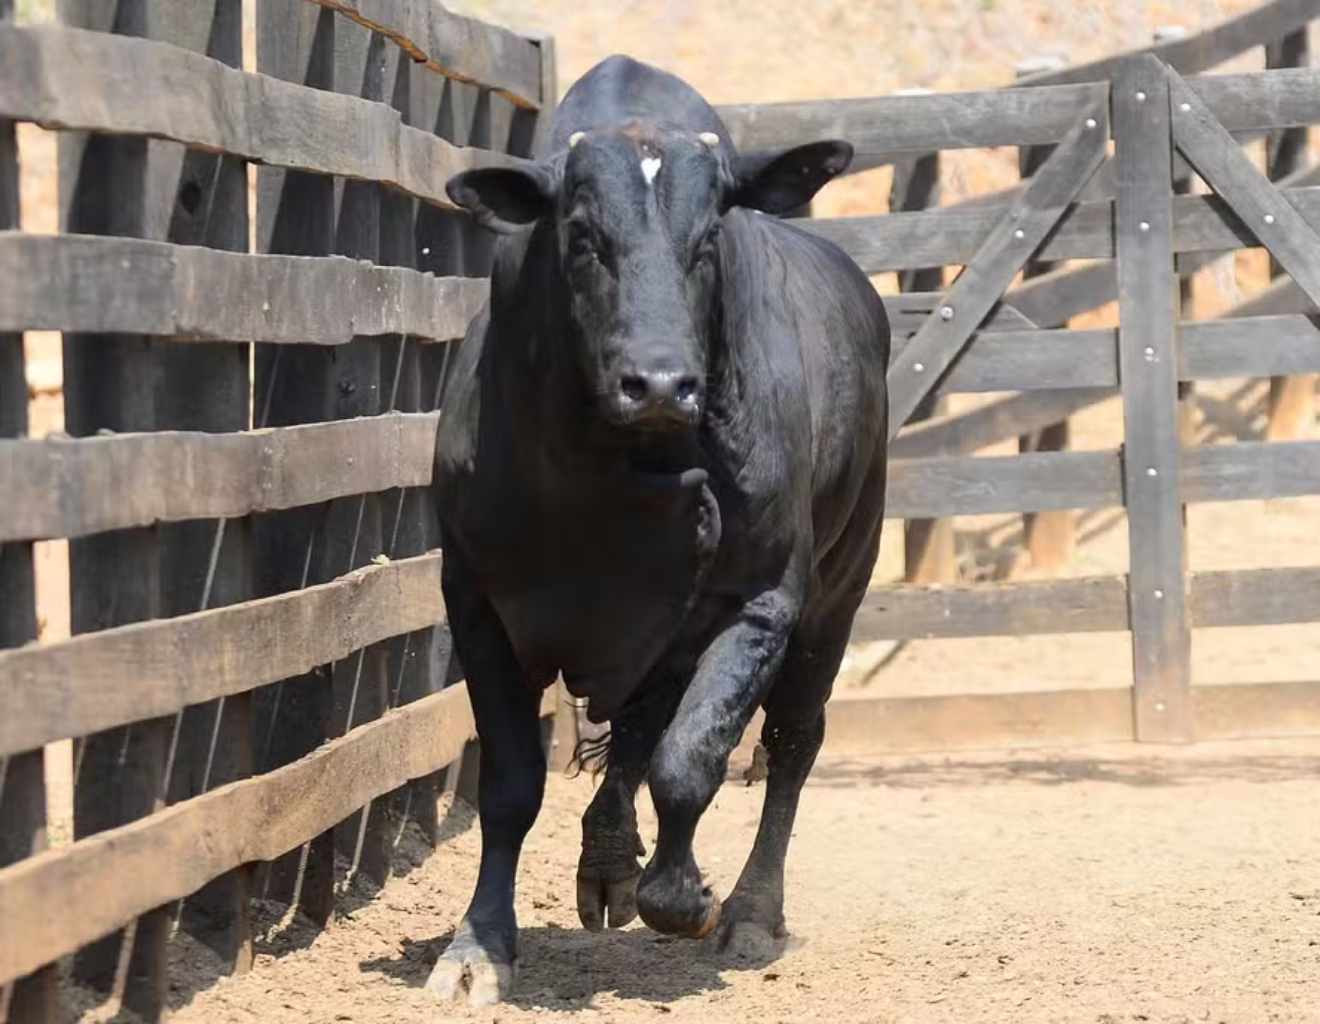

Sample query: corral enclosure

[3,0,1320,1021]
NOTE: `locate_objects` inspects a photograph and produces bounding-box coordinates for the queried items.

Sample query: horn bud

[568,130,586,149]
[698,131,720,149]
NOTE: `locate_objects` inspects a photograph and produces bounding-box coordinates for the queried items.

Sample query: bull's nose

[615,369,702,427]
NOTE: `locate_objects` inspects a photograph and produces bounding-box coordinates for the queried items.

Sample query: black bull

[427,55,890,1005]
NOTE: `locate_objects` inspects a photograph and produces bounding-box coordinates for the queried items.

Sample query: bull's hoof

[636,871,723,938]
[577,869,641,931]
[701,896,787,963]
[425,931,516,1007]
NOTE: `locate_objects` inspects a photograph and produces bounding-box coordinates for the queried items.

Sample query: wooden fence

[0,1,556,1020]
[713,0,1320,753]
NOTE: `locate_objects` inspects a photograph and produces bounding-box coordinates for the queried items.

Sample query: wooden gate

[720,33,1320,752]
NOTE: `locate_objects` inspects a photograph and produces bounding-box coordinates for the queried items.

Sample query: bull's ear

[446,163,556,234]
[727,140,853,215]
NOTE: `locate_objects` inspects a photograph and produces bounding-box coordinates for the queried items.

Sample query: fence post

[156,0,255,975]
[1265,28,1314,441]
[1015,57,1075,575]
[891,90,954,585]
[56,0,178,1013]
[253,0,341,927]
[1113,56,1193,743]
[324,13,394,893]
[0,1,61,1019]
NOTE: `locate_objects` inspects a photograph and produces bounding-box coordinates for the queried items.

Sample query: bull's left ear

[446,163,556,234]
[727,140,854,215]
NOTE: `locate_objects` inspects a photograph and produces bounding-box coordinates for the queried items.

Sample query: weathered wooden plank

[0,552,445,759]
[2,411,439,543]
[1181,315,1320,380]
[1114,55,1192,743]
[889,316,1320,396]
[1190,567,1320,628]
[0,681,561,988]
[1183,440,1320,502]
[0,232,486,343]
[717,82,1108,159]
[1186,64,1320,135]
[1170,68,1320,312]
[0,683,459,986]
[881,291,1037,337]
[887,97,1109,437]
[852,575,1130,642]
[1192,680,1320,741]
[819,689,1135,755]
[814,679,1320,756]
[890,388,1114,460]
[805,182,1320,276]
[885,450,1122,519]
[892,327,1118,393]
[0,24,526,211]
[1015,0,1320,86]
[306,0,542,109]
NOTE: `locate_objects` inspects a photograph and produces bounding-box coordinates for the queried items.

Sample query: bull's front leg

[635,588,798,938]
[426,558,545,1008]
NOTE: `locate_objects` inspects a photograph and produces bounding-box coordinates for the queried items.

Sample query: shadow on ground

[359,921,788,1011]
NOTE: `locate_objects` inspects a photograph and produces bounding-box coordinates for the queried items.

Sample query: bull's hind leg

[702,618,848,961]
[426,560,546,1007]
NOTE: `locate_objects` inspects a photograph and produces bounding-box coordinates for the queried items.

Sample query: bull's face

[447,125,852,435]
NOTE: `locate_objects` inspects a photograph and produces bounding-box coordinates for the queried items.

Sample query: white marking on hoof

[640,156,662,184]
[425,954,517,1008]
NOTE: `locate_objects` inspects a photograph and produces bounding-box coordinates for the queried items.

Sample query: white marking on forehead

[640,156,662,185]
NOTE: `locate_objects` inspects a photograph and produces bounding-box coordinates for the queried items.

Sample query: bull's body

[429,55,889,1005]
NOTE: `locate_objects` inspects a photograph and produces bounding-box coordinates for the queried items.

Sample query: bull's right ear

[446,164,556,234]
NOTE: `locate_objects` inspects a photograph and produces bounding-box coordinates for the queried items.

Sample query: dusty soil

[110,739,1320,1024]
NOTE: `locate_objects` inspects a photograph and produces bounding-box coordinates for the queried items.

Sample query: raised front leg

[426,562,546,1008]
[636,589,798,938]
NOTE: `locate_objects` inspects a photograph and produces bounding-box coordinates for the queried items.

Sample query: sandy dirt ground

[114,738,1320,1024]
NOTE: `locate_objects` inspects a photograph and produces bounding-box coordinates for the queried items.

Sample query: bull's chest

[463,481,720,712]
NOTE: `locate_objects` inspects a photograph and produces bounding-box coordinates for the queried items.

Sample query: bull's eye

[693,222,721,269]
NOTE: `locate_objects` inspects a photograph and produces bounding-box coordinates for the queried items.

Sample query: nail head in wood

[939,305,955,321]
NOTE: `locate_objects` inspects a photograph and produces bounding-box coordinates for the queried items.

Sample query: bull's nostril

[675,377,700,404]
[620,376,648,403]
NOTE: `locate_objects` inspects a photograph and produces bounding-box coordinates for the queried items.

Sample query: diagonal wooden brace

[886,91,1110,440]
[1168,63,1320,308]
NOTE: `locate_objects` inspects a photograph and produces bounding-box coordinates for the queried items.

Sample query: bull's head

[446,125,851,434]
